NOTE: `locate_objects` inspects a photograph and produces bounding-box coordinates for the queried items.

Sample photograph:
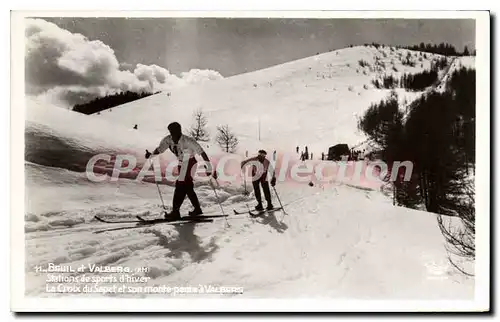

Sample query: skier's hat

[258,149,267,155]
[167,122,182,133]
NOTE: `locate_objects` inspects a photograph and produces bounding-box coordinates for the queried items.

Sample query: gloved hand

[145,149,152,159]
[271,177,276,187]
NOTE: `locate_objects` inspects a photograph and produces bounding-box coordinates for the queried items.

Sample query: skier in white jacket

[145,122,217,219]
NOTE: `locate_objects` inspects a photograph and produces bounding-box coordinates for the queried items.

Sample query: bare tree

[215,125,238,153]
[436,181,475,276]
[189,109,210,142]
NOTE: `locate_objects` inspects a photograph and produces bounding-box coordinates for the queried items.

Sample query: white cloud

[133,64,182,91]
[25,18,223,108]
[180,69,224,84]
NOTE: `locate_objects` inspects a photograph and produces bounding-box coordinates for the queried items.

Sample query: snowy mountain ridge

[95,45,474,156]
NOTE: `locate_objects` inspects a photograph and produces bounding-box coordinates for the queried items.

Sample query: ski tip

[249,207,283,216]
[94,216,106,222]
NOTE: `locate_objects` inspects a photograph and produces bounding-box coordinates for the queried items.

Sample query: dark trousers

[252,180,272,205]
[173,157,201,211]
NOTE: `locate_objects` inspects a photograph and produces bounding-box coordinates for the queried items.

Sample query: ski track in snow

[23,46,475,299]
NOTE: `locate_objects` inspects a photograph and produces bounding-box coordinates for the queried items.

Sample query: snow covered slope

[25,162,474,298]
[25,98,232,181]
[436,56,476,92]
[95,46,469,156]
[26,98,152,171]
[23,46,476,302]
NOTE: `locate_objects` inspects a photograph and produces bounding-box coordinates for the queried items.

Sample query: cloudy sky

[42,17,475,76]
[26,17,475,107]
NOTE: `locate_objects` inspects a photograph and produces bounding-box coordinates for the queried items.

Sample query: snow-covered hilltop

[95,45,474,155]
[24,45,476,301]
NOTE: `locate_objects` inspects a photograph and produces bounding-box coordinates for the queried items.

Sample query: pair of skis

[94,206,282,227]
[93,206,285,234]
[92,214,229,234]
[94,214,227,225]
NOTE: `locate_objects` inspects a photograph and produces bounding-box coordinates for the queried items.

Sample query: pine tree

[463,45,470,56]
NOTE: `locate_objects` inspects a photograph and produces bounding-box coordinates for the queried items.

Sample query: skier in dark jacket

[241,150,276,211]
[145,122,217,219]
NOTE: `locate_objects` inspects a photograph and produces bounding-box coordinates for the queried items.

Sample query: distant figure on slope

[321,152,325,160]
[133,124,138,130]
[145,122,217,220]
[273,150,277,161]
[241,150,276,211]
[310,153,313,160]
[296,146,299,154]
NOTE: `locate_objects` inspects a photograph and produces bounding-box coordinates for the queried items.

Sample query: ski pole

[272,186,287,219]
[148,156,168,213]
[242,169,249,196]
[246,203,255,223]
[210,178,230,228]
[155,181,167,213]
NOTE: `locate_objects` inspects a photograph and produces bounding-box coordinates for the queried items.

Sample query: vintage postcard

[10,10,490,312]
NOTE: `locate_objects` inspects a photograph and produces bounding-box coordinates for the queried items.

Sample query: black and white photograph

[10,10,490,312]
